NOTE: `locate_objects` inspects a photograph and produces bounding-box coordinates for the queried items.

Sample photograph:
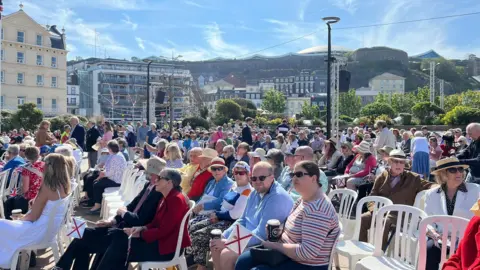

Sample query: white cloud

[264,19,324,49]
[298,0,311,21]
[135,37,146,51]
[122,14,138,31]
[329,0,358,14]
[184,0,204,8]
[203,22,249,57]
[166,39,178,47]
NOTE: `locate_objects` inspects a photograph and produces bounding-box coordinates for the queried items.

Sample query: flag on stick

[225,224,255,255]
[67,217,87,239]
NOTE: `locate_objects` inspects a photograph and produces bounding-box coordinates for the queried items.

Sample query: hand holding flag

[225,224,262,255]
[67,217,87,239]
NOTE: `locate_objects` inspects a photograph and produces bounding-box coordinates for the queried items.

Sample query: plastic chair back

[417,215,469,270]
[328,189,358,228]
[352,196,393,243]
[373,204,427,265]
[413,190,428,211]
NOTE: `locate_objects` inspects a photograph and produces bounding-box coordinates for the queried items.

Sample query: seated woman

[235,161,339,270]
[4,146,45,219]
[86,140,127,214]
[318,139,342,171]
[325,142,355,177]
[345,141,377,192]
[429,136,443,169]
[0,154,71,268]
[163,143,184,169]
[188,162,252,270]
[236,142,250,164]
[424,158,480,270]
[145,139,168,159]
[96,169,191,270]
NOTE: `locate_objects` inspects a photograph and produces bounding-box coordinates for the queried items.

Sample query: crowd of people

[0,115,479,270]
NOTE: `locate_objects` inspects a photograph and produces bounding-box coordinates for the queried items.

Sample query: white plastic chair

[106,172,147,219]
[9,194,73,270]
[0,169,11,218]
[139,200,196,270]
[101,169,142,218]
[328,189,358,239]
[355,204,427,270]
[334,196,393,270]
[417,215,469,270]
[413,190,428,211]
[100,166,137,218]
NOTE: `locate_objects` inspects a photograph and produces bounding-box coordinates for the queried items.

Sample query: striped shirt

[281,193,340,266]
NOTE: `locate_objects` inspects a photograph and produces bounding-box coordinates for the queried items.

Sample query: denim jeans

[235,250,329,270]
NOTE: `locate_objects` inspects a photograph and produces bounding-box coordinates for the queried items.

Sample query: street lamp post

[144,60,153,124]
[323,16,340,139]
[159,54,182,133]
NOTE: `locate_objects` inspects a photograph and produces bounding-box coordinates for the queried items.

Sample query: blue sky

[4,0,480,61]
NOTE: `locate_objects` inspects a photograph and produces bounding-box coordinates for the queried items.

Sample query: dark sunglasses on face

[289,172,313,178]
[446,167,465,174]
[234,171,247,176]
[210,167,224,172]
[250,175,271,182]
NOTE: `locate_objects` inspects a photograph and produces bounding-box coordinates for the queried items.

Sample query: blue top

[202,174,234,211]
[223,181,294,246]
[137,126,149,142]
[3,156,26,186]
[146,130,156,145]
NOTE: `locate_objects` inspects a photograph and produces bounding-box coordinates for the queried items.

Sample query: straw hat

[248,148,266,161]
[431,157,469,175]
[377,146,394,155]
[389,149,408,160]
[325,138,338,149]
[198,148,218,160]
[208,157,227,172]
[353,141,371,154]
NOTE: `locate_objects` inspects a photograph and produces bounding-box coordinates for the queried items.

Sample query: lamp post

[159,54,182,133]
[323,16,340,139]
[143,60,153,124]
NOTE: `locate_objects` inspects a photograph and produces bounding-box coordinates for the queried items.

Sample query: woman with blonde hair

[35,120,56,147]
[0,154,71,268]
[164,143,184,168]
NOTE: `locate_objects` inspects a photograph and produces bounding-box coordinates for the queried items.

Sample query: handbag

[250,245,289,267]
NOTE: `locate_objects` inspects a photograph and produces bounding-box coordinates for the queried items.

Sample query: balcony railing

[101,77,130,84]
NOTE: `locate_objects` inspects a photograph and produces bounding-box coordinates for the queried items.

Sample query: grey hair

[55,145,73,157]
[216,139,227,147]
[161,168,183,191]
[156,139,169,149]
[223,145,235,153]
[414,131,424,137]
[8,144,20,156]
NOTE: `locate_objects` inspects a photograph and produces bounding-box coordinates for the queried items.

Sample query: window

[0,96,4,107]
[36,55,43,65]
[51,76,57,87]
[52,99,57,110]
[1,49,3,60]
[37,75,44,86]
[17,96,25,105]
[1,28,3,40]
[36,98,42,108]
[17,31,25,43]
[17,52,24,63]
[51,57,57,68]
[71,97,76,104]
[17,73,24,84]
[36,35,42,46]
[71,86,76,95]
[1,70,4,83]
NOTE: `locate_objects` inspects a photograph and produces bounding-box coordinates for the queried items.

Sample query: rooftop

[411,50,443,59]
[298,45,352,55]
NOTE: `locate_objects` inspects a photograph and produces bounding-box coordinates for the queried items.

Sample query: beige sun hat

[431,157,469,175]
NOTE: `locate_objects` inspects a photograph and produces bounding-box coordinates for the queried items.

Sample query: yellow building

[368,72,406,95]
[1,6,67,116]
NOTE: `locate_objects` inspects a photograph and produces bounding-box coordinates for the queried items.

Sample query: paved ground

[31,158,352,270]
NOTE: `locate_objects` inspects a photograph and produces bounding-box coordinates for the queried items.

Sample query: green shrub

[212,115,230,126]
[312,118,325,127]
[375,114,394,126]
[360,102,395,118]
[356,116,373,126]
[255,116,268,126]
[340,115,354,123]
[267,118,283,126]
[412,102,444,124]
[215,99,243,120]
[442,106,480,125]
[182,116,209,129]
[295,119,304,126]
[432,117,443,125]
[47,114,88,132]
[232,98,257,119]
[399,113,412,125]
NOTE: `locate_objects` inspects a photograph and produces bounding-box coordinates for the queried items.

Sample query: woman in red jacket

[345,141,377,192]
[96,168,191,270]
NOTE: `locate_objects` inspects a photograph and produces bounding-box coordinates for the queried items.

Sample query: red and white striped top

[281,193,340,266]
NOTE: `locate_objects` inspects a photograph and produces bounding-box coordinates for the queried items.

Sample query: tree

[12,103,43,131]
[411,101,444,124]
[261,89,286,113]
[215,99,243,121]
[301,102,319,119]
[339,89,362,117]
[199,106,209,119]
[231,98,257,119]
[442,106,480,125]
[360,102,395,119]
[182,116,209,129]
[391,92,416,114]
[415,86,430,103]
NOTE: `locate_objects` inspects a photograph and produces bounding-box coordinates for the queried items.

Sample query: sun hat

[431,157,469,175]
[389,149,408,160]
[325,138,338,149]
[377,146,394,155]
[340,142,354,151]
[198,148,218,159]
[248,148,266,161]
[233,161,250,172]
[208,157,227,172]
[144,156,167,175]
[354,141,371,154]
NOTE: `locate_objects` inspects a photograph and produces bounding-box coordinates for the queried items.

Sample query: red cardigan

[141,189,191,255]
[187,169,212,200]
[345,154,376,178]
[443,216,480,270]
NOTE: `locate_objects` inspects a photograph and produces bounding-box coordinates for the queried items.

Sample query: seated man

[210,162,294,270]
[359,149,435,250]
[54,157,165,270]
[2,144,25,187]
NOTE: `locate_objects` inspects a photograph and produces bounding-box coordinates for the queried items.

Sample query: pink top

[103,131,113,142]
[210,131,223,144]
[345,154,377,178]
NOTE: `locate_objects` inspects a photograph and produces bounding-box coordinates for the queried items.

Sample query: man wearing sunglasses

[210,162,293,270]
[359,149,435,250]
[457,123,480,184]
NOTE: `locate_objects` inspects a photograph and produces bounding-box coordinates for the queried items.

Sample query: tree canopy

[12,103,44,131]
[261,89,286,113]
[360,102,395,119]
[339,89,362,117]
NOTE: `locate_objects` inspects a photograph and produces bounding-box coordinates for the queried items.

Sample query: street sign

[160,112,166,117]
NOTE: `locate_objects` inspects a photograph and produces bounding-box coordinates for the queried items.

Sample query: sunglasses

[289,172,314,178]
[210,167,224,172]
[250,175,271,182]
[157,177,170,182]
[391,159,406,165]
[234,171,247,176]
[446,167,465,174]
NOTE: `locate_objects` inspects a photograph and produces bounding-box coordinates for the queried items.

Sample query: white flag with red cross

[67,217,87,239]
[225,224,255,255]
